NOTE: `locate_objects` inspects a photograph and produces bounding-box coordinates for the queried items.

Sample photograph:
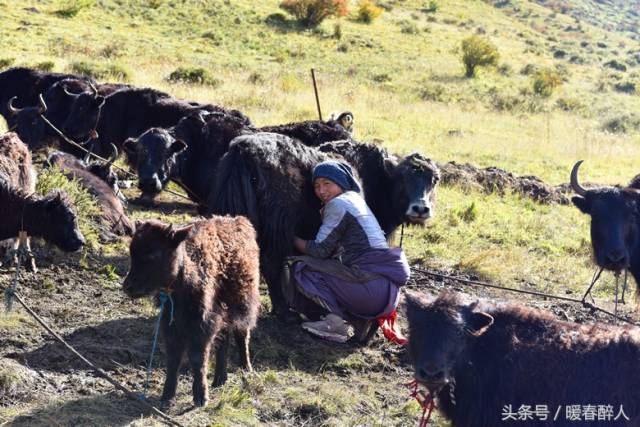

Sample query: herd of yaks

[2,67,640,426]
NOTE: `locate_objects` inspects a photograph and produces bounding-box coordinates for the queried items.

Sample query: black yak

[122,217,260,407]
[405,291,640,427]
[570,161,640,295]
[211,133,440,318]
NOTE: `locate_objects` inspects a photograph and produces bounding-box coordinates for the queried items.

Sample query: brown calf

[122,216,260,407]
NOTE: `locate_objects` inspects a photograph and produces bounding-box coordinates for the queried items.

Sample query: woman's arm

[293,236,307,254]
[305,200,347,259]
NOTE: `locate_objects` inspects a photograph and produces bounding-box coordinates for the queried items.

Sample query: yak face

[573,188,640,273]
[124,128,187,201]
[60,90,105,141]
[406,292,494,395]
[122,220,192,298]
[390,153,440,225]
[41,191,85,252]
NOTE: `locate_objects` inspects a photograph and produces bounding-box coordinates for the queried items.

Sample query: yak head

[122,220,193,298]
[388,153,440,226]
[405,291,494,395]
[123,128,187,202]
[37,191,86,252]
[7,94,50,150]
[85,143,121,195]
[60,81,105,141]
[570,161,640,273]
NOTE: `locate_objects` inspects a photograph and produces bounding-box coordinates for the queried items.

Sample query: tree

[279,0,348,28]
[461,35,499,78]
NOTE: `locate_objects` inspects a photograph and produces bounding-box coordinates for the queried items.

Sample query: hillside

[1,0,639,425]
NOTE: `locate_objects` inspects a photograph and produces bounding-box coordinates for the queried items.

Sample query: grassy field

[1,0,640,425]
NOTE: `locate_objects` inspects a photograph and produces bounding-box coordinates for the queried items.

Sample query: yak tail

[210,145,259,227]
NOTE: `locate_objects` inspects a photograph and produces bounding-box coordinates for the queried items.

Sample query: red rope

[406,380,436,427]
[377,308,407,345]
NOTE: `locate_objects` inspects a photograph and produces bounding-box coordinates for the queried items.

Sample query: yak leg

[212,333,230,388]
[161,336,186,402]
[188,340,211,407]
[234,328,252,372]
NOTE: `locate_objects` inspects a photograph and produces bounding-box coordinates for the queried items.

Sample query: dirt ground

[1,183,638,426]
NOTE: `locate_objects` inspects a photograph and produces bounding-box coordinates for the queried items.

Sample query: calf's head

[85,143,120,194]
[7,95,49,150]
[122,220,193,298]
[406,292,494,394]
[389,153,440,225]
[40,191,86,252]
[123,128,187,201]
[571,161,640,272]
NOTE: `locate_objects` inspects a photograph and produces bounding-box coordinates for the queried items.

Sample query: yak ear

[169,139,187,155]
[467,310,494,336]
[169,224,193,246]
[384,157,398,175]
[123,138,137,155]
[572,196,591,214]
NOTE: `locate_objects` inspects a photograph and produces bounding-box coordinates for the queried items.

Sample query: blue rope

[138,291,175,400]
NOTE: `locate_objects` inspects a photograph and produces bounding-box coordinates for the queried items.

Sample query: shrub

[399,19,419,34]
[419,83,448,102]
[279,0,348,28]
[33,61,55,72]
[614,81,636,94]
[54,0,95,18]
[556,97,584,112]
[167,67,221,87]
[532,68,562,97]
[69,61,131,81]
[604,59,627,72]
[602,113,640,134]
[356,0,383,23]
[461,35,499,77]
[424,0,439,13]
[520,63,539,75]
[0,57,14,69]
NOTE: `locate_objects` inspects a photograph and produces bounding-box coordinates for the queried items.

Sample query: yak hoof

[213,373,227,388]
[193,395,208,407]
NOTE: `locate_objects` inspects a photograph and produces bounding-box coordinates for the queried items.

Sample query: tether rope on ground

[1,284,184,427]
[410,265,640,327]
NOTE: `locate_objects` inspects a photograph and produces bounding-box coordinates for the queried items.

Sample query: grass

[0,0,639,425]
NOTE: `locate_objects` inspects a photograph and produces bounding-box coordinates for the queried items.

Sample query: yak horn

[106,143,118,165]
[88,81,99,97]
[7,97,23,116]
[37,94,47,115]
[570,160,588,196]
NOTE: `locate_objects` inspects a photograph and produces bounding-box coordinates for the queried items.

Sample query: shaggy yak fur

[46,151,134,238]
[405,291,640,427]
[0,133,84,254]
[571,162,640,296]
[123,111,352,203]
[63,87,251,159]
[122,217,260,407]
[210,133,440,317]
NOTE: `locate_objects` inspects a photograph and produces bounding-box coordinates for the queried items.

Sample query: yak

[211,133,440,321]
[123,111,353,203]
[405,291,640,427]
[570,161,640,295]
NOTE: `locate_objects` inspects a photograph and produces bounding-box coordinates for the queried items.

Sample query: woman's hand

[293,236,307,254]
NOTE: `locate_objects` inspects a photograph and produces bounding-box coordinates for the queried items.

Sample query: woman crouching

[286,160,410,343]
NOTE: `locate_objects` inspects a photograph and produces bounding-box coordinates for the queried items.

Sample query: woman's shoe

[301,313,350,343]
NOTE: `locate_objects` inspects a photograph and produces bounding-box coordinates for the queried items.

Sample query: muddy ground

[0,179,638,426]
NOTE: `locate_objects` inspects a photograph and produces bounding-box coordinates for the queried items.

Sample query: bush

[33,61,55,72]
[461,35,499,77]
[54,0,95,18]
[279,0,348,28]
[69,61,131,81]
[356,0,383,23]
[419,83,448,102]
[532,68,562,97]
[424,0,439,13]
[602,113,640,134]
[167,67,221,87]
[604,59,627,72]
[614,81,636,94]
[556,97,584,112]
[0,57,14,69]
[399,19,419,34]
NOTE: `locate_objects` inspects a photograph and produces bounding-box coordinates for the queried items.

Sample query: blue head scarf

[312,160,362,193]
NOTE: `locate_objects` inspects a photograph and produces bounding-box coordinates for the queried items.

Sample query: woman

[283,160,410,343]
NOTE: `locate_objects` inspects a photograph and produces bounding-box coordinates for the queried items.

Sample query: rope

[37,112,202,204]
[411,266,640,327]
[399,223,405,249]
[4,233,34,313]
[140,291,174,400]
[406,380,436,427]
[1,286,183,426]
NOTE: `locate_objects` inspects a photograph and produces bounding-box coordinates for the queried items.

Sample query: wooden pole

[311,68,323,121]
